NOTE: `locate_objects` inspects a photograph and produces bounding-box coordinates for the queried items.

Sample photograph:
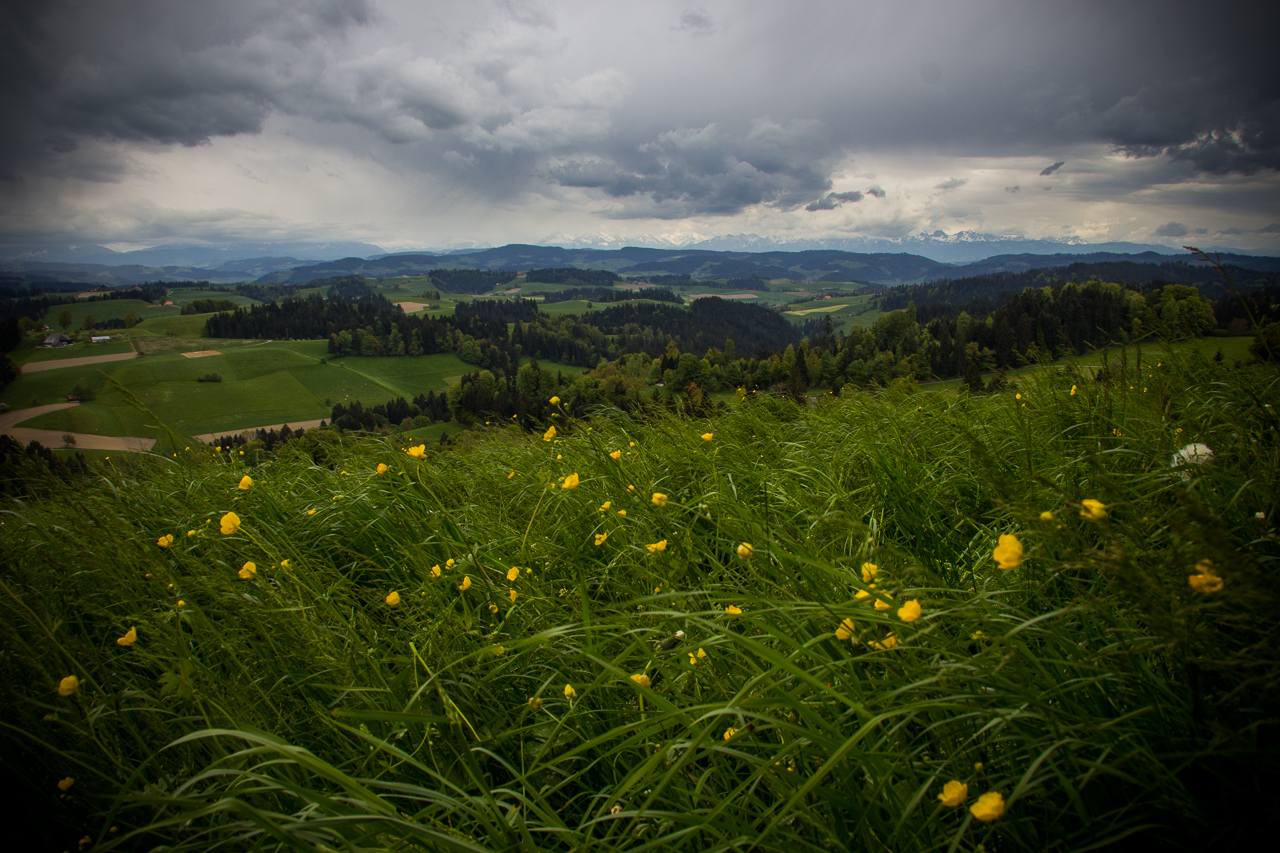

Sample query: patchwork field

[2,338,586,452]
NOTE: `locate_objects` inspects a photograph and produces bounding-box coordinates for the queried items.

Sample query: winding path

[0,402,156,452]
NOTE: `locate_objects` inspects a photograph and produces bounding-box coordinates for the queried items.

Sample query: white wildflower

[1170,443,1213,479]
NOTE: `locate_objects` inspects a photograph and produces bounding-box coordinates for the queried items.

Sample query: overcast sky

[2,0,1278,253]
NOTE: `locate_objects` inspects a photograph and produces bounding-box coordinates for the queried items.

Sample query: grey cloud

[1260,224,1280,234]
[550,119,839,218]
[678,9,715,35]
[1005,186,1020,193]
[805,190,862,211]
[0,0,374,178]
[865,185,886,198]
[1156,221,1188,237]
[1039,161,1065,176]
[936,178,967,191]
[1218,227,1244,235]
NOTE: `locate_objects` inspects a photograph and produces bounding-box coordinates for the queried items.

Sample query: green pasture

[42,298,181,330]
[5,341,585,448]
[14,337,135,365]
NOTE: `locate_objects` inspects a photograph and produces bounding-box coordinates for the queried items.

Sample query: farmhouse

[42,332,72,347]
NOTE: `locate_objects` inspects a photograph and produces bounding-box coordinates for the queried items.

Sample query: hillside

[2,352,1277,851]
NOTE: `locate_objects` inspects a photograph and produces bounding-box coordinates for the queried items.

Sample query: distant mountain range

[2,238,1278,289]
[542,231,1197,264]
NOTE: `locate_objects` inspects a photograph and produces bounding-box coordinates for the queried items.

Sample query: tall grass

[2,348,1277,851]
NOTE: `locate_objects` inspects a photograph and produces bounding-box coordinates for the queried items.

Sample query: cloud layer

[1,0,1277,250]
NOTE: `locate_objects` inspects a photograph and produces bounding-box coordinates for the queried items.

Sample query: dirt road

[21,351,137,372]
[0,402,156,451]
[193,419,326,444]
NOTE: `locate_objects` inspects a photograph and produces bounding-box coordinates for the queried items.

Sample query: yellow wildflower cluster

[1188,559,1224,593]
[993,534,1023,569]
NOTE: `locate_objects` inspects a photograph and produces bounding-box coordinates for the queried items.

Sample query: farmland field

[3,339,586,451]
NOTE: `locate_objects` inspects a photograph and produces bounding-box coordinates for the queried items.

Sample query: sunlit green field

[2,351,1276,851]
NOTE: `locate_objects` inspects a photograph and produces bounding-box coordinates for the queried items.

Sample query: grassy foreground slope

[2,351,1278,851]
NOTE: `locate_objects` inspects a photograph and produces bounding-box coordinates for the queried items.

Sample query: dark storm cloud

[1156,222,1188,238]
[865,186,886,198]
[1039,161,1065,176]
[1260,224,1280,234]
[805,190,863,211]
[0,0,373,179]
[548,119,839,217]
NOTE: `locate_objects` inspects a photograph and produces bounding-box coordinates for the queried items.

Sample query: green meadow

[2,349,1276,851]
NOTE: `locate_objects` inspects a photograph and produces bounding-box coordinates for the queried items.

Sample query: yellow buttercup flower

[617,509,627,516]
[543,425,556,442]
[724,605,742,614]
[609,450,622,460]
[528,696,542,711]
[873,595,892,611]
[507,567,520,581]
[280,559,290,569]
[549,395,560,404]
[176,600,185,608]
[630,673,651,688]
[1039,510,1054,522]
[1189,559,1224,593]
[556,454,562,460]
[897,599,922,622]
[646,539,667,552]
[376,463,388,474]
[238,562,257,579]
[489,603,498,614]
[116,626,137,647]
[561,472,579,489]
[855,589,871,600]
[861,562,878,583]
[508,471,515,479]
[937,780,968,807]
[737,542,753,559]
[1070,384,1077,396]
[629,441,636,447]
[386,591,401,606]
[970,791,1005,822]
[431,564,441,577]
[594,532,608,546]
[723,727,738,740]
[599,501,611,511]
[869,633,898,650]
[993,534,1023,570]
[406,444,426,459]
[187,529,196,537]
[307,509,316,515]
[58,675,79,697]
[1080,499,1107,521]
[651,492,668,506]
[220,511,240,535]
[238,475,253,490]
[701,432,713,441]
[57,776,75,792]
[564,684,576,700]
[509,588,518,602]
[459,576,472,591]
[835,617,857,641]
[157,534,174,548]
[446,558,456,569]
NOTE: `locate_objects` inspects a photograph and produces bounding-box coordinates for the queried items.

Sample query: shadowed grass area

[2,351,1277,851]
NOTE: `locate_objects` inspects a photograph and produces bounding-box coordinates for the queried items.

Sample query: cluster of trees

[182,298,238,315]
[329,392,452,431]
[524,268,621,287]
[541,286,683,305]
[210,425,310,454]
[429,269,518,294]
[585,298,800,359]
[0,436,89,496]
